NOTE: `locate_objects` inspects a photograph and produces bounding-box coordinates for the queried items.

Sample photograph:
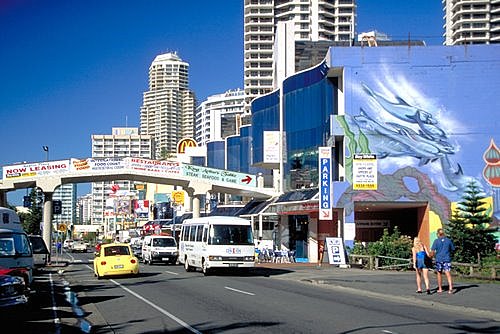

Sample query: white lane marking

[165,271,179,275]
[49,273,62,334]
[224,286,255,296]
[110,279,202,334]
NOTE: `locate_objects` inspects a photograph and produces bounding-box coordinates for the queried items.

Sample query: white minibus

[178,216,255,275]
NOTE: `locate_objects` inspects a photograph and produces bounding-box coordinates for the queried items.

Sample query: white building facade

[140,52,196,158]
[443,0,500,45]
[52,183,77,228]
[77,193,93,225]
[244,0,356,108]
[195,89,246,146]
[91,127,153,228]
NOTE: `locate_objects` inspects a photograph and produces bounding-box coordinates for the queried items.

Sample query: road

[4,251,499,334]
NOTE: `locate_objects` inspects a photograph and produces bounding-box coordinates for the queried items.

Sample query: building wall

[330,44,500,245]
[246,43,499,249]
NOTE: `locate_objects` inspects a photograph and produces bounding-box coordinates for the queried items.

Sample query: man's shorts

[435,261,452,272]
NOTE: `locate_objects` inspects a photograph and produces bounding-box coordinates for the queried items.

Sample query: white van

[0,207,33,286]
[141,235,178,265]
[178,216,255,275]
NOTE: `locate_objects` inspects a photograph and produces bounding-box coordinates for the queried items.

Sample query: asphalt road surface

[4,251,499,334]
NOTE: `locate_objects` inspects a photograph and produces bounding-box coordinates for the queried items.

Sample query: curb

[303,278,500,321]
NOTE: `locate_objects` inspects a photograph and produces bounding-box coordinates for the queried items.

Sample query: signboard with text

[318,147,333,220]
[71,158,127,172]
[127,158,181,175]
[3,160,70,179]
[182,164,256,187]
[353,154,377,190]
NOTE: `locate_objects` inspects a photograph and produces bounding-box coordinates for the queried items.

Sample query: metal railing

[348,254,499,280]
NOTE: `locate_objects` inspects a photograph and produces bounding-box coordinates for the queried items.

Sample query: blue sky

[0,0,443,205]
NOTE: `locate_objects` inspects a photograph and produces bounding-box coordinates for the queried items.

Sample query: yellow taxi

[93,243,139,279]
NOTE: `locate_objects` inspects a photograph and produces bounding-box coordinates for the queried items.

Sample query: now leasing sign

[318,147,333,220]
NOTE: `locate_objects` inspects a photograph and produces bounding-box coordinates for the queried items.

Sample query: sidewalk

[256,262,500,321]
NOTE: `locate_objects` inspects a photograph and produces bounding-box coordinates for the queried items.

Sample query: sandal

[416,290,422,294]
[426,290,431,295]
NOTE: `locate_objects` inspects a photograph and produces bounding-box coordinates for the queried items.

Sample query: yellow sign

[58,224,67,232]
[177,138,197,154]
[171,190,185,206]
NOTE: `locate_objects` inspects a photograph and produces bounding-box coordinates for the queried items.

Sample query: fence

[348,254,499,280]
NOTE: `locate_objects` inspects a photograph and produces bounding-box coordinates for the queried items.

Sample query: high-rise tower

[140,52,195,158]
[443,0,500,45]
[243,0,356,109]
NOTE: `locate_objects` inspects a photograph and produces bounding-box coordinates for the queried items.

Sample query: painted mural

[330,45,499,243]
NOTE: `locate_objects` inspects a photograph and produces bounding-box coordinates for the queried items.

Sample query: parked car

[93,243,139,279]
[71,240,87,253]
[0,267,29,308]
[28,235,50,269]
[63,239,73,250]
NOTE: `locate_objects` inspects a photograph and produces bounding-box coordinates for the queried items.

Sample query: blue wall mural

[329,45,500,239]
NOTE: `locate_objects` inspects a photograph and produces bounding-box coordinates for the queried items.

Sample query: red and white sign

[3,160,70,179]
[128,158,181,175]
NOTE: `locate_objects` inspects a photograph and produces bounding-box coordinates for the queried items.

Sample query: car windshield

[209,225,254,246]
[104,246,130,256]
[29,236,49,253]
[153,238,176,247]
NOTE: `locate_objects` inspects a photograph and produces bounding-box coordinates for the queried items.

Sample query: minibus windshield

[209,225,253,245]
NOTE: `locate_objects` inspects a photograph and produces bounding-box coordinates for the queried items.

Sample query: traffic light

[53,200,62,214]
[23,196,31,208]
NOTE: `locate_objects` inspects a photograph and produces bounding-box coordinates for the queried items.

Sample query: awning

[270,188,319,215]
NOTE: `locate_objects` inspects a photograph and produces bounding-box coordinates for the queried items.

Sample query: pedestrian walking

[318,241,325,267]
[412,237,431,294]
[431,228,455,294]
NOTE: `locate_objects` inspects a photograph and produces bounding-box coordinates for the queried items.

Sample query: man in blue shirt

[431,228,455,294]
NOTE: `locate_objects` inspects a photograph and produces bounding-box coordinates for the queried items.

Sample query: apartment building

[195,89,246,146]
[140,52,196,158]
[443,0,500,44]
[52,183,77,228]
[91,127,153,226]
[244,0,356,108]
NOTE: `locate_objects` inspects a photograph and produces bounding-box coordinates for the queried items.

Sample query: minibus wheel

[184,257,193,272]
[202,259,210,276]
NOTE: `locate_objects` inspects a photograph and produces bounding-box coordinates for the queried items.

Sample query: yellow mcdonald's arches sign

[177,138,197,154]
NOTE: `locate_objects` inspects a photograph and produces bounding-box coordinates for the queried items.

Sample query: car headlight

[208,256,223,261]
[152,251,159,256]
[244,256,255,261]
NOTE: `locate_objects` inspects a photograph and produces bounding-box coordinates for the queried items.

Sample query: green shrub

[350,227,412,268]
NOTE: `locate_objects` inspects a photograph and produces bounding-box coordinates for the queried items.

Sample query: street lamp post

[42,146,49,161]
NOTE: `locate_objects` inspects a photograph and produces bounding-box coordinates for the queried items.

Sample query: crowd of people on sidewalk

[412,228,456,295]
